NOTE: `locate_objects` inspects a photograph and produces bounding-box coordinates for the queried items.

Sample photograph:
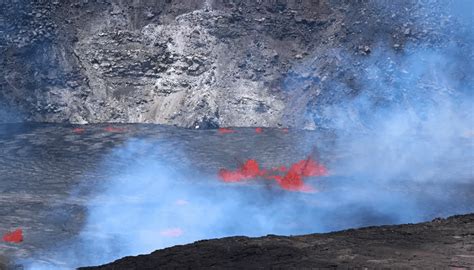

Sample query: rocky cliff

[0,0,469,128]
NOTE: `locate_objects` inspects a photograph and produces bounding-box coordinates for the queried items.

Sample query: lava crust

[80,214,474,269]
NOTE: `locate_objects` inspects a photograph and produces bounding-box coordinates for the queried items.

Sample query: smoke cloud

[316,45,473,181]
[308,0,473,185]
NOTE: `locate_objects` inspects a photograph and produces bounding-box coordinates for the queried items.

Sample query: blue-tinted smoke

[315,45,473,180]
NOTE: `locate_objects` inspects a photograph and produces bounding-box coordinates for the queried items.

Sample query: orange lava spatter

[2,228,23,243]
[218,128,236,134]
[218,159,261,182]
[218,158,327,192]
[290,158,328,177]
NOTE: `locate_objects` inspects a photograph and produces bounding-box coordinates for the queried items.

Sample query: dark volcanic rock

[80,214,474,269]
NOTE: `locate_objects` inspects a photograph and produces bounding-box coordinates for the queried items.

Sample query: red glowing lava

[73,127,85,134]
[218,159,262,182]
[282,128,289,133]
[218,128,236,134]
[218,158,327,192]
[273,169,314,192]
[290,158,328,177]
[2,228,23,243]
[255,127,263,134]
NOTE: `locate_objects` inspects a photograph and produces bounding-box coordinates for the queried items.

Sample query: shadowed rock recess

[1,0,468,128]
[80,214,474,269]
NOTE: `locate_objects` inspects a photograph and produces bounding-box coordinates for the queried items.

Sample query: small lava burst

[218,128,236,134]
[2,228,23,243]
[290,158,328,177]
[282,128,289,133]
[218,159,262,182]
[104,126,126,133]
[255,127,263,134]
[271,170,315,193]
[218,158,328,192]
[159,228,183,237]
[72,127,85,134]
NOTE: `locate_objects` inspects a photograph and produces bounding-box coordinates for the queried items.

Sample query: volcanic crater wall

[0,0,467,128]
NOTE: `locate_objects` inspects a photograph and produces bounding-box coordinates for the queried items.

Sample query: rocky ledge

[80,214,474,269]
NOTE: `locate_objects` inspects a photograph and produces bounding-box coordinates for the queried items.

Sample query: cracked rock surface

[0,0,465,128]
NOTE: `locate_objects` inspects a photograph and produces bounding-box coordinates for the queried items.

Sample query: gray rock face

[0,0,466,128]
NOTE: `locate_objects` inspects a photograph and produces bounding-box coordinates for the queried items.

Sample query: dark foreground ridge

[80,214,474,269]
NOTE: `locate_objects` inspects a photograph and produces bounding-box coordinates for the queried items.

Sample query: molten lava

[2,228,23,243]
[274,169,313,192]
[218,128,236,134]
[218,158,327,192]
[255,127,263,134]
[218,159,262,182]
[289,158,328,177]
